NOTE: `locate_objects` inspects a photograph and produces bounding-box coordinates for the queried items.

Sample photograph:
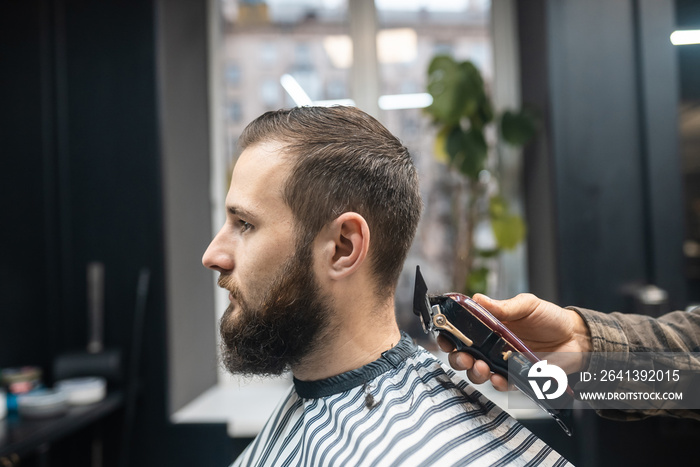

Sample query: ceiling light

[378,93,433,110]
[670,30,700,45]
[280,74,313,106]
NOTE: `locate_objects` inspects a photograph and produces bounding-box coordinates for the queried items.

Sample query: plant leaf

[433,126,450,164]
[425,55,462,125]
[476,248,501,258]
[492,214,525,250]
[456,61,486,121]
[490,196,526,250]
[501,109,538,146]
[489,195,507,218]
[453,128,487,180]
[426,56,494,129]
[445,126,464,165]
[493,215,526,250]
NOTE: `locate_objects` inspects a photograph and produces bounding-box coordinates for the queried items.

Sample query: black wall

[2,0,56,375]
[677,0,700,102]
[520,0,687,313]
[677,0,700,303]
[1,1,235,465]
[517,1,697,465]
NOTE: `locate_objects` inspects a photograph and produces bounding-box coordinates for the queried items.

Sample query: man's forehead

[226,141,292,213]
[235,140,291,175]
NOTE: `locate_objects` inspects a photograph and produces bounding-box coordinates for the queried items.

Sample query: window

[225,63,242,86]
[261,42,277,66]
[260,78,279,107]
[217,0,350,142]
[226,99,242,122]
[294,43,313,68]
[172,0,525,432]
[374,0,493,334]
[326,79,347,99]
[211,0,499,375]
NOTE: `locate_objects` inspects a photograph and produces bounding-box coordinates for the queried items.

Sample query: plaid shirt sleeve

[568,306,700,421]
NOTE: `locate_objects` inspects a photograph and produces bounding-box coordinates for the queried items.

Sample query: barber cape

[231,333,572,466]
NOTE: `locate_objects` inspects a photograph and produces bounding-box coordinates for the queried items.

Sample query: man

[203,106,571,466]
[441,293,700,420]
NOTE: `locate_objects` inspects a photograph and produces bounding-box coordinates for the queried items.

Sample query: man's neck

[291,301,401,382]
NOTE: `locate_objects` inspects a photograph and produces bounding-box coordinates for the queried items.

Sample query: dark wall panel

[520,0,686,313]
[638,0,686,309]
[0,0,55,371]
[57,1,164,354]
[519,0,560,303]
[676,0,700,101]
[1,1,233,466]
[518,1,691,465]
[547,0,649,311]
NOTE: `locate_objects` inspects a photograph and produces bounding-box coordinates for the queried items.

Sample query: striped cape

[231,333,572,466]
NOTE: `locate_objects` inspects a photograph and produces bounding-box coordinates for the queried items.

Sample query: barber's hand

[438,293,592,391]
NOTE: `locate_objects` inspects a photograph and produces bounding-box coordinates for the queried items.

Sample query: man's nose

[202,230,234,273]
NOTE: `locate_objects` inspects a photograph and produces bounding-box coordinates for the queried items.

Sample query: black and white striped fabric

[231,333,572,466]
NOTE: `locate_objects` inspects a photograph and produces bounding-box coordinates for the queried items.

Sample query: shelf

[0,392,123,458]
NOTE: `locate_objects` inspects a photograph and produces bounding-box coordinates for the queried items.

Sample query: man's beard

[218,243,332,377]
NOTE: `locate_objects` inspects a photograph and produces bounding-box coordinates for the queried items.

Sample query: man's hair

[239,106,422,293]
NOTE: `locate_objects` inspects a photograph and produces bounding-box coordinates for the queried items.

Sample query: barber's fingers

[438,336,487,383]
[452,356,510,388]
[465,360,492,385]
[436,334,455,353]
[448,350,476,371]
[490,373,511,392]
[438,335,494,384]
[437,334,512,389]
[443,350,490,385]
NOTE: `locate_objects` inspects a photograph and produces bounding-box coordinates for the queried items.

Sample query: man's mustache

[217,275,244,301]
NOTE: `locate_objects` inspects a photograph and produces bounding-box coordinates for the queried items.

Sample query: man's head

[239,105,422,293]
[203,106,422,376]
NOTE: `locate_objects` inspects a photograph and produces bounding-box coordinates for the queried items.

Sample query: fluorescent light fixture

[313,99,357,107]
[670,30,700,45]
[281,75,432,110]
[280,74,313,106]
[378,93,433,110]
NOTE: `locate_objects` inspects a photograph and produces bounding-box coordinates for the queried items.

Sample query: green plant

[424,55,537,295]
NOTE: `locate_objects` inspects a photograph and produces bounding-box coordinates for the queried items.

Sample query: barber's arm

[570,306,700,420]
[439,294,700,420]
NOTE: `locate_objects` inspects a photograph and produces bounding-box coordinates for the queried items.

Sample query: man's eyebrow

[226,205,257,219]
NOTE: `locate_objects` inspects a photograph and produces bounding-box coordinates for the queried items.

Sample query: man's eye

[238,220,253,232]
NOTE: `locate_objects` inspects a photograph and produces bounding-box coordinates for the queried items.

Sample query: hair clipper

[413,266,573,436]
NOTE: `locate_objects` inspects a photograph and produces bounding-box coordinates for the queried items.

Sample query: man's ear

[322,212,370,280]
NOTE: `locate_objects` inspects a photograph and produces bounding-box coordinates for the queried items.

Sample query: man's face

[202,141,331,376]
